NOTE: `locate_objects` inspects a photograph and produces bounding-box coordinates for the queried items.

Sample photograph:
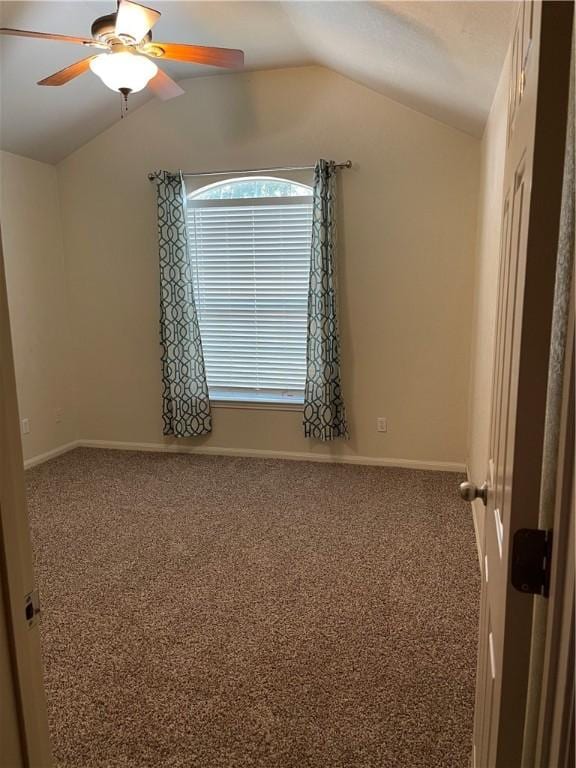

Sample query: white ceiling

[0,1,516,164]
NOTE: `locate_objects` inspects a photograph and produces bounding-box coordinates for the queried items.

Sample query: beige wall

[0,151,78,462]
[58,66,479,466]
[467,53,511,543]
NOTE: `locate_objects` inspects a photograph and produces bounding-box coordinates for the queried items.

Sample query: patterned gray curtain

[303,160,349,440]
[152,170,212,437]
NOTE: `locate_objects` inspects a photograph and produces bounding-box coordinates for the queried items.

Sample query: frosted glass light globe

[90,52,158,93]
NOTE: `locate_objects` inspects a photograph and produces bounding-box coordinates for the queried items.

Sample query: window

[186,176,313,406]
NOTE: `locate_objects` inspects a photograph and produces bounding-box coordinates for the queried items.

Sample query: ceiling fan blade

[38,56,97,86]
[0,27,101,47]
[115,0,160,43]
[146,42,244,69]
[148,68,185,101]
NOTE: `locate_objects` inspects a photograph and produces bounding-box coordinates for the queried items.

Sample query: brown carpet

[26,448,479,768]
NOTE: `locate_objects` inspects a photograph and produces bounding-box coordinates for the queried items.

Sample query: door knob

[459,481,488,506]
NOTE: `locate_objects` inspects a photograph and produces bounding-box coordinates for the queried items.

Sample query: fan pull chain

[119,87,130,119]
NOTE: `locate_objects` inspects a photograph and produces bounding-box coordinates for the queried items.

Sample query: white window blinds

[186,178,313,404]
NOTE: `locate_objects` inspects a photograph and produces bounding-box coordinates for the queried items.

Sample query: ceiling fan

[0,0,244,103]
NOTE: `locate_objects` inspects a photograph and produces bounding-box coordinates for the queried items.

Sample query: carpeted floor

[26,448,479,768]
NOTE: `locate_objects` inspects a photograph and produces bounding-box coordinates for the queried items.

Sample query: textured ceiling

[0,1,516,164]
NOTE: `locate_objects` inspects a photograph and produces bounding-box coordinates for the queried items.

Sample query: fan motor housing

[91,14,116,41]
[91,13,152,45]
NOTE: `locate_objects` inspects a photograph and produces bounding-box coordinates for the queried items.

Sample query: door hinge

[511,528,552,597]
[24,588,41,628]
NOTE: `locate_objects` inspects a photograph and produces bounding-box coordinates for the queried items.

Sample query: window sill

[210,399,303,413]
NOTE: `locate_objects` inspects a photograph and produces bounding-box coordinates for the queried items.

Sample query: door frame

[533,265,575,768]
[0,226,53,767]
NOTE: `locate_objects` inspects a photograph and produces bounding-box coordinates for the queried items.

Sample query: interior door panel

[472,2,573,765]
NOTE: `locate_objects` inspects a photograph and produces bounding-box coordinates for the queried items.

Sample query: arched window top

[189,176,312,201]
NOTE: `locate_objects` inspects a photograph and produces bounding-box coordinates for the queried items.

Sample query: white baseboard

[78,439,466,473]
[24,437,466,473]
[24,440,80,469]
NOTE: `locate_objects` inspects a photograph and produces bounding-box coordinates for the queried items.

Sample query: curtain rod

[148,161,352,181]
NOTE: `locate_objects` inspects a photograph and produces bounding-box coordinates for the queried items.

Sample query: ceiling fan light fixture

[89,51,158,93]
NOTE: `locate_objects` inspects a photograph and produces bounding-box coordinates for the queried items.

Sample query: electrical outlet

[21,418,30,435]
[376,417,387,433]
[55,408,63,424]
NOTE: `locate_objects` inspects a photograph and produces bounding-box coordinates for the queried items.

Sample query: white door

[464,2,574,766]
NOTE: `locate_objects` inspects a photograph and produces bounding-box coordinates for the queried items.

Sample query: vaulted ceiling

[0,1,516,164]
